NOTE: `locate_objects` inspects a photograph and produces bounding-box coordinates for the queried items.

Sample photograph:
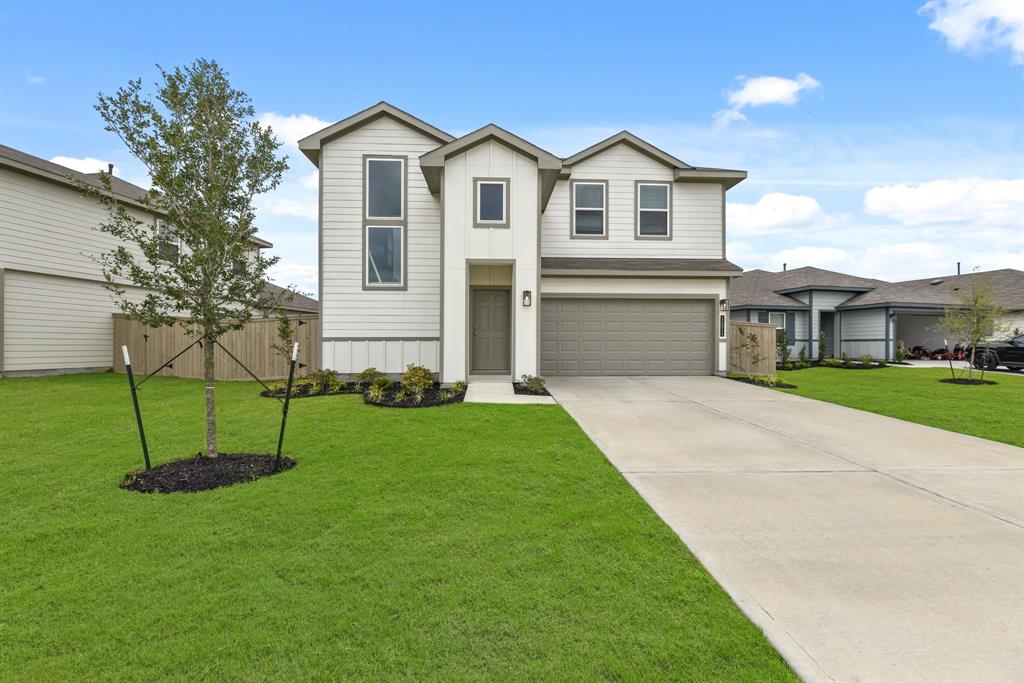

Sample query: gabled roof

[297,101,455,166]
[261,282,318,313]
[562,131,747,189]
[838,269,1024,310]
[729,267,888,309]
[419,123,564,209]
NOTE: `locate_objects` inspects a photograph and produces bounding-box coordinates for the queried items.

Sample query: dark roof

[728,267,888,308]
[0,144,273,249]
[838,269,1024,309]
[542,257,743,274]
[262,282,318,313]
[0,143,151,204]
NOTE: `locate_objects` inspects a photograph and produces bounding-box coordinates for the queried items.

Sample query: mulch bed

[260,383,361,399]
[121,453,296,494]
[363,384,466,408]
[939,378,998,386]
[727,376,798,389]
[513,383,551,396]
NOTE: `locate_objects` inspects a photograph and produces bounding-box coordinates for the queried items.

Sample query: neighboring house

[299,102,746,381]
[0,144,296,377]
[729,266,1024,360]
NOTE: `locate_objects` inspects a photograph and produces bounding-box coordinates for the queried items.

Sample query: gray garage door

[540,298,714,376]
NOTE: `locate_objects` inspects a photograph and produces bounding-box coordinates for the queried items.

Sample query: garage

[540,298,714,376]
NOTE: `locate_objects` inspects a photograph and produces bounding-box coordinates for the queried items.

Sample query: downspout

[885,306,892,361]
[808,291,815,359]
[0,267,5,378]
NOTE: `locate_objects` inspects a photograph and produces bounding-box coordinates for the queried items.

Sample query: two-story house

[300,102,746,382]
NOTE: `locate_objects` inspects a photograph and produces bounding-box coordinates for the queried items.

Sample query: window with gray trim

[365,158,404,220]
[476,180,507,225]
[157,219,180,261]
[572,181,606,236]
[366,225,403,286]
[637,182,670,237]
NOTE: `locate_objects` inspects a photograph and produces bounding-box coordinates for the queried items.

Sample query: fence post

[122,345,151,470]
[274,342,298,471]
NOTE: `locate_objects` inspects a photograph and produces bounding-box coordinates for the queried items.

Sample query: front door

[472,289,511,373]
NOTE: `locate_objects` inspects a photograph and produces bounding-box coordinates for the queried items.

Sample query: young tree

[82,59,288,456]
[941,274,1006,380]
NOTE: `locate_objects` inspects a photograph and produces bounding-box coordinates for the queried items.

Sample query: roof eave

[673,168,747,190]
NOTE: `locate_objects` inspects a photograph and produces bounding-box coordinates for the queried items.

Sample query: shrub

[372,376,393,390]
[894,344,908,363]
[401,363,433,394]
[438,389,454,403]
[877,358,887,368]
[519,374,546,393]
[795,360,810,369]
[393,385,410,403]
[366,384,386,402]
[777,331,791,367]
[820,357,843,368]
[451,380,467,395]
[798,347,806,363]
[357,367,385,386]
[307,368,340,393]
[757,374,779,387]
[860,355,873,368]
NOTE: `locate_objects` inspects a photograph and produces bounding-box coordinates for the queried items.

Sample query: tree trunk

[203,336,217,457]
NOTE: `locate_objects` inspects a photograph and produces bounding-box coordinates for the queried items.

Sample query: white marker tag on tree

[122,345,131,366]
[292,342,299,361]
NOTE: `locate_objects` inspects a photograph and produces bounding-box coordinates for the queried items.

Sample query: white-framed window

[475,179,508,227]
[572,181,607,237]
[365,157,405,221]
[768,312,786,329]
[156,219,180,261]
[365,225,403,287]
[636,182,670,238]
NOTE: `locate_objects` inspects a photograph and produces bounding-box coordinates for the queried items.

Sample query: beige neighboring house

[299,102,746,381]
[0,145,311,377]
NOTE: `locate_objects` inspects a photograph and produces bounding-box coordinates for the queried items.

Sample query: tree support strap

[212,339,284,403]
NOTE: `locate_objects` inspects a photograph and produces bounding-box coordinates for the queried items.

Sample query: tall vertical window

[157,219,180,261]
[366,225,403,286]
[474,178,509,227]
[571,181,607,237]
[365,157,404,220]
[636,182,670,238]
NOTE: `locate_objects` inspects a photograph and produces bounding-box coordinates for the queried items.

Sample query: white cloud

[919,0,1024,63]
[268,262,318,296]
[26,73,46,85]
[864,177,1024,226]
[258,112,331,150]
[50,156,117,175]
[299,170,319,190]
[257,197,317,222]
[714,73,821,128]
[727,192,835,236]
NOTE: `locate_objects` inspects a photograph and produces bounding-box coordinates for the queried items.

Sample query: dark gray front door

[472,289,511,373]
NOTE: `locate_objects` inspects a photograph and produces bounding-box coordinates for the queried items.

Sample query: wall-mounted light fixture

[522,290,532,307]
[719,298,729,312]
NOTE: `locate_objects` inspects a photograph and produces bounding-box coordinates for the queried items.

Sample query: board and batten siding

[808,290,857,358]
[319,116,442,373]
[541,143,723,259]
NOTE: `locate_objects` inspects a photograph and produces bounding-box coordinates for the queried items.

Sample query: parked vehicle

[968,335,1024,371]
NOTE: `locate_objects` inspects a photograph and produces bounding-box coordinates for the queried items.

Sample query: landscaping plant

[519,374,547,393]
[940,274,1006,381]
[860,355,873,369]
[80,59,289,457]
[777,331,791,368]
[357,367,385,387]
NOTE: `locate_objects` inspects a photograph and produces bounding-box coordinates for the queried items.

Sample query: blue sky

[2,0,1022,294]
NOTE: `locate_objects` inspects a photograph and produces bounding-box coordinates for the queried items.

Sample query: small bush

[438,389,454,403]
[366,384,386,402]
[894,345,907,363]
[860,355,873,368]
[401,363,433,394]
[798,347,806,362]
[820,357,843,368]
[307,368,341,393]
[451,380,468,395]
[519,374,546,393]
[357,367,385,385]
[393,385,410,403]
[795,360,810,369]
[877,358,888,368]
[757,374,779,387]
[372,376,393,391]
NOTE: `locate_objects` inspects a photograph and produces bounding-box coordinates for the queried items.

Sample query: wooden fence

[113,314,320,380]
[728,321,777,376]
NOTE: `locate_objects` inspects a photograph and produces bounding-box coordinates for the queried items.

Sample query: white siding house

[0,145,280,377]
[300,103,747,381]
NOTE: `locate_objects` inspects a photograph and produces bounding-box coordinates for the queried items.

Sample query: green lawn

[0,373,792,681]
[776,367,1024,447]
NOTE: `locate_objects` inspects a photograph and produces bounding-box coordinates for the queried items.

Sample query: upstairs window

[365,157,404,221]
[475,179,509,227]
[572,181,607,237]
[156,219,180,261]
[365,225,403,287]
[636,182,670,238]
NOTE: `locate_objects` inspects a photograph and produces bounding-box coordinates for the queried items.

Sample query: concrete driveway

[547,376,1024,683]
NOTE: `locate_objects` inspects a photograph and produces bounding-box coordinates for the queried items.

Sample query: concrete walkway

[463,378,555,405]
[547,376,1024,683]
